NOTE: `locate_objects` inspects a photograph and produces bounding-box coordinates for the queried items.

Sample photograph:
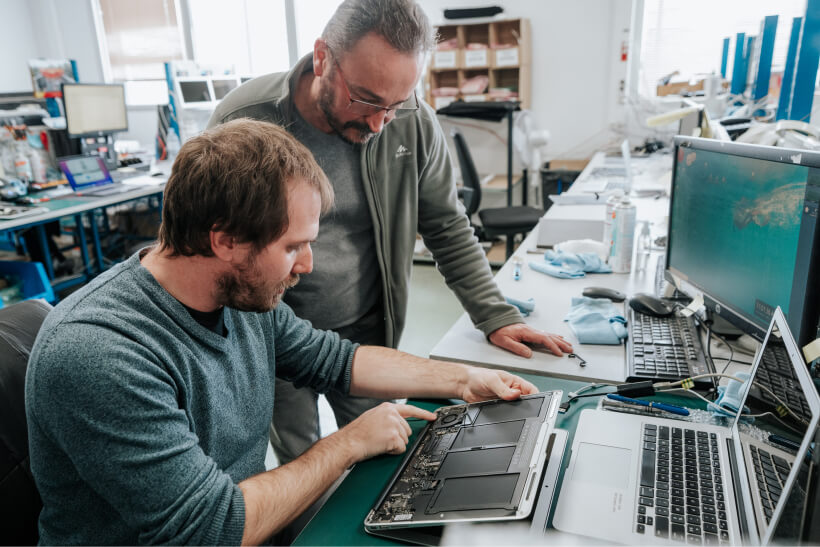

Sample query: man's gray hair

[322,0,437,57]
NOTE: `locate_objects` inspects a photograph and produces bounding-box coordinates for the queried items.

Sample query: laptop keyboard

[755,346,813,423]
[637,424,730,544]
[748,445,791,524]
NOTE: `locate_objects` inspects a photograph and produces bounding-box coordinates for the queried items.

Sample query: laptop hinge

[726,439,750,542]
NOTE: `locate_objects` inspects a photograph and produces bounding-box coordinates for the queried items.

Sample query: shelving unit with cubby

[425,18,530,109]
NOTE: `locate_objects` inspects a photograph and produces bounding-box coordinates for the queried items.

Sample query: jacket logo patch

[395,144,412,159]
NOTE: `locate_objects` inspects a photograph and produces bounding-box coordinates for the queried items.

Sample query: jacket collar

[276,53,315,122]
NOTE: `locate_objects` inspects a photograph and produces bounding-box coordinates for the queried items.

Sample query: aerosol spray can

[602,189,624,255]
[609,196,636,273]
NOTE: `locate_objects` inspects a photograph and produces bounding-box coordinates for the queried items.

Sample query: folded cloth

[708,372,751,418]
[529,250,612,279]
[564,296,627,345]
[506,296,535,317]
[555,239,611,261]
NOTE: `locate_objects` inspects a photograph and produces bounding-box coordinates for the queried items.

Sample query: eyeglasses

[327,46,419,119]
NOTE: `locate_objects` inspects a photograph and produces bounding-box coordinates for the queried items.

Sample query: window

[638,0,807,97]
[96,0,346,84]
[98,0,185,81]
[188,0,343,76]
[294,0,344,59]
[188,0,290,76]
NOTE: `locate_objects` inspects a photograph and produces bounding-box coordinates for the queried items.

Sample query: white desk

[430,153,674,384]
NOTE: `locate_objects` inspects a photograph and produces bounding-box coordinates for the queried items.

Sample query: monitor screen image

[62,83,128,137]
[179,80,212,103]
[667,137,820,346]
[211,78,238,100]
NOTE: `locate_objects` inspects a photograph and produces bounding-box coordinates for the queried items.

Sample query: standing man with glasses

[208,0,572,465]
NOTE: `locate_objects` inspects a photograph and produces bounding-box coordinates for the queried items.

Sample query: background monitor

[178,80,212,104]
[678,103,704,137]
[62,83,128,138]
[211,78,238,100]
[666,136,820,348]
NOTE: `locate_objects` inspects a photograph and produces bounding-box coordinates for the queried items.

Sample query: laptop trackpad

[572,443,631,489]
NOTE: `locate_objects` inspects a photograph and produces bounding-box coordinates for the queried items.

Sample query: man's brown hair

[158,119,333,257]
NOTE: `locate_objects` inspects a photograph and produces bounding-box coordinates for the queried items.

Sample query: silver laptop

[576,139,634,194]
[364,391,562,536]
[553,307,819,545]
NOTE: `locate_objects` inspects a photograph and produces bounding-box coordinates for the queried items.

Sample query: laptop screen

[59,156,114,191]
[730,308,819,544]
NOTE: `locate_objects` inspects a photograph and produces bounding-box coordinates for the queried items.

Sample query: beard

[215,254,300,313]
[318,73,376,145]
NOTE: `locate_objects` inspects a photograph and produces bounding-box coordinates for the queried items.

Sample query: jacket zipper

[363,139,395,347]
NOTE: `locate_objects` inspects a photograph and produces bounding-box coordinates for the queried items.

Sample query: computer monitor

[211,78,239,100]
[177,79,213,105]
[666,136,820,348]
[678,103,704,137]
[62,83,128,138]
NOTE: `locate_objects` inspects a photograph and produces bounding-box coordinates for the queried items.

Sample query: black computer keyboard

[627,308,712,386]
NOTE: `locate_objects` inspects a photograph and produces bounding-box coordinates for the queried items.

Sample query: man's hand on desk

[488,323,573,358]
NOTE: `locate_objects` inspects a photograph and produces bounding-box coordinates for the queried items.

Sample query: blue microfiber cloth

[506,296,535,317]
[708,372,751,418]
[529,250,612,279]
[564,296,627,345]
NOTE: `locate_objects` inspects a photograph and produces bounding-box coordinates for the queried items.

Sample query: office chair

[451,129,544,259]
[0,299,52,545]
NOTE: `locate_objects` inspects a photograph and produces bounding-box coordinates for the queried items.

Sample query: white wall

[1,0,105,89]
[0,0,41,92]
[418,0,631,164]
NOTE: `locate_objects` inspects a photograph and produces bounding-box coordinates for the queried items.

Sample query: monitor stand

[711,314,744,338]
[80,134,118,171]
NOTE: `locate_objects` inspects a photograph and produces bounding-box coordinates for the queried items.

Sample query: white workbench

[430,152,675,383]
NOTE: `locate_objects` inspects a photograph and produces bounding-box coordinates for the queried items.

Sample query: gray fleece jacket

[208,54,523,347]
[25,252,357,545]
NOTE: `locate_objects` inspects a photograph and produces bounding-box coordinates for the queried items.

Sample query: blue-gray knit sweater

[25,252,356,545]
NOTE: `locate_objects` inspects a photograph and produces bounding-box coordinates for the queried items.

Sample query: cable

[666,301,719,393]
[663,387,716,408]
[559,383,615,412]
[752,382,810,426]
[654,373,745,390]
[566,383,613,402]
[708,329,738,374]
[711,357,754,366]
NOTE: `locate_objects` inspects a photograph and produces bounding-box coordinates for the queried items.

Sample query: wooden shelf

[426,18,531,109]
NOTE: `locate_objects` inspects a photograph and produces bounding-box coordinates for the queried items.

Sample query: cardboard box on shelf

[463,47,489,68]
[433,49,459,69]
[493,47,520,67]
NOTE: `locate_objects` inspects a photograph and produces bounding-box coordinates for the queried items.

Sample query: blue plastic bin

[0,261,56,309]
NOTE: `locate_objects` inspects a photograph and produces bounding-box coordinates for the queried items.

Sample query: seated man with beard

[25,119,539,546]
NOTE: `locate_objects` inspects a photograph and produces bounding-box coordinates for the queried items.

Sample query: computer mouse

[582,286,626,302]
[628,293,675,317]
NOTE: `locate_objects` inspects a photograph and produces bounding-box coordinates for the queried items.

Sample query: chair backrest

[0,299,52,545]
[451,129,482,216]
